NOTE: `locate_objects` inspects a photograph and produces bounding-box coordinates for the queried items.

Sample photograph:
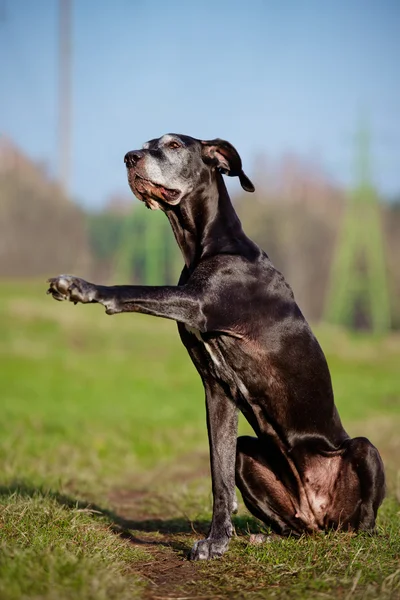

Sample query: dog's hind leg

[235,436,306,536]
[343,436,385,531]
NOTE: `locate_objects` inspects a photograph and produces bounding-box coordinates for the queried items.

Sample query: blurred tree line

[1,138,399,328]
[0,139,91,278]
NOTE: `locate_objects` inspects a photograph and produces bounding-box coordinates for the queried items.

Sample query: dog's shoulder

[186,252,303,337]
[190,252,294,300]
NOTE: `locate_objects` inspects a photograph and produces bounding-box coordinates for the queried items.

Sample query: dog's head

[124,134,254,210]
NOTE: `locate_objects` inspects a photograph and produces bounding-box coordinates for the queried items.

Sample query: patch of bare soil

[137,541,210,600]
[108,488,218,599]
[107,453,221,598]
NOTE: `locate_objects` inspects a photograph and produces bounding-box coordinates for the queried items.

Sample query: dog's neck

[164,172,252,270]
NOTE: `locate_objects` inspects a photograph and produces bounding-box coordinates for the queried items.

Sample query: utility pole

[58,0,72,195]
[324,119,391,333]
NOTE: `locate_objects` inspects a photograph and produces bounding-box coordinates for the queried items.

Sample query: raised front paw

[46,275,97,305]
[190,537,230,560]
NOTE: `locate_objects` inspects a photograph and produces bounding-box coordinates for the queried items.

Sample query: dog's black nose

[124,151,143,168]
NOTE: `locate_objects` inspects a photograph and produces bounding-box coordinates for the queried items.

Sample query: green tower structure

[324,122,391,333]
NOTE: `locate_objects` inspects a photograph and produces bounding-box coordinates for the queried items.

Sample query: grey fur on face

[124,133,253,210]
[127,134,208,206]
[142,135,200,195]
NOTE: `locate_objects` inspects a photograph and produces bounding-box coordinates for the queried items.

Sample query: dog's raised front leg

[190,382,238,560]
[46,275,205,330]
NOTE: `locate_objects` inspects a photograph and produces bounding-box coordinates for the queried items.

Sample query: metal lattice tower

[324,121,390,332]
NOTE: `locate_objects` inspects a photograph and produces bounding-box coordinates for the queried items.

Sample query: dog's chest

[184,326,222,368]
[183,325,250,401]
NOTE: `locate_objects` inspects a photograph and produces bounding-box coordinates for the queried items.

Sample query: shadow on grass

[0,480,262,555]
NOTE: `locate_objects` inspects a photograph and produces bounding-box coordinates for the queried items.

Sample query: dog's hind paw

[190,537,229,560]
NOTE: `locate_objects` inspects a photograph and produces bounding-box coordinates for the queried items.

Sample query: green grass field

[0,281,399,599]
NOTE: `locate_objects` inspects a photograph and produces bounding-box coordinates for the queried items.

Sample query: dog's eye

[167,141,181,150]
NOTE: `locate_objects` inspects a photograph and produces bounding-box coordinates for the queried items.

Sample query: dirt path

[106,453,227,599]
[108,487,217,599]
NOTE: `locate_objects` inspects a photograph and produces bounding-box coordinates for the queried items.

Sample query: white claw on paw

[190,541,208,560]
[190,538,228,560]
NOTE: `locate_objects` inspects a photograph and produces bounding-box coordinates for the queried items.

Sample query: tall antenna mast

[58,0,72,195]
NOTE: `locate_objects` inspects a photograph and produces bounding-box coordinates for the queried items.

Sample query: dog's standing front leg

[190,382,238,560]
[48,275,239,560]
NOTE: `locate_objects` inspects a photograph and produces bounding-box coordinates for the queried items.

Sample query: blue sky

[1,0,399,207]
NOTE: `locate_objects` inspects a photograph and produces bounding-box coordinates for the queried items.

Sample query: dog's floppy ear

[200,138,255,193]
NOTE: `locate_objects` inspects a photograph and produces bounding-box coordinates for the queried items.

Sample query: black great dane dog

[47,134,385,560]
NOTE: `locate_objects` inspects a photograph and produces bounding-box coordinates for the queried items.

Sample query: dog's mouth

[128,173,181,210]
